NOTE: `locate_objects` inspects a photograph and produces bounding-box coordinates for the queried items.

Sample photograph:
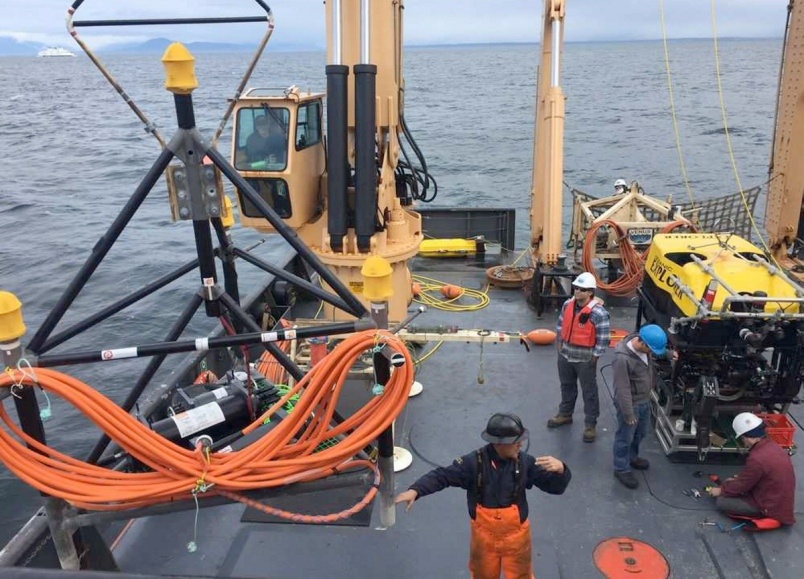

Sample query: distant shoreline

[0,36,784,57]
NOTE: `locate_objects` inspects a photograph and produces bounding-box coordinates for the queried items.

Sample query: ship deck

[103,259,804,579]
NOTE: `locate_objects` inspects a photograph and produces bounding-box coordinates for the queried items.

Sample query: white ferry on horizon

[37,46,76,58]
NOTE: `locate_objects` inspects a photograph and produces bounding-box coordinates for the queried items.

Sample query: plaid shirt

[555,298,611,362]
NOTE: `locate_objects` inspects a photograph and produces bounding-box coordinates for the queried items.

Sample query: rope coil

[582,219,697,296]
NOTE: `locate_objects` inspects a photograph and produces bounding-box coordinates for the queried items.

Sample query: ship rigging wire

[709,0,777,262]
[659,0,696,209]
[0,330,413,515]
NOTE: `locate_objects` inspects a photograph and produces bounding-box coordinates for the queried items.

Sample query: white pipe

[331,0,342,65]
[551,19,560,87]
[360,0,370,63]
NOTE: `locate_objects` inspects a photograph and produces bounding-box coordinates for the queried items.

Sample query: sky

[0,0,790,50]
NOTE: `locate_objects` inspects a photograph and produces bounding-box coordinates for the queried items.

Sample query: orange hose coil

[0,330,413,512]
[581,219,697,297]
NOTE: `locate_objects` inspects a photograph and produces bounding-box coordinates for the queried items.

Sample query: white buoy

[391,421,413,471]
[393,446,413,472]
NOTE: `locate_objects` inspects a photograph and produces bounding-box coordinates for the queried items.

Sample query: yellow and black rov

[636,232,804,460]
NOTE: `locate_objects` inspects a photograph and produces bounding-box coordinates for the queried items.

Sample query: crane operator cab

[232,87,326,231]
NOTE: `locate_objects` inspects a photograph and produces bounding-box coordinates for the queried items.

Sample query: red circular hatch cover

[593,536,670,578]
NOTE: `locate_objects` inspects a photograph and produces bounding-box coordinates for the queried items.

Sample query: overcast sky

[0,0,789,49]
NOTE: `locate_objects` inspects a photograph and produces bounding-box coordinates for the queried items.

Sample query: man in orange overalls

[395,413,571,578]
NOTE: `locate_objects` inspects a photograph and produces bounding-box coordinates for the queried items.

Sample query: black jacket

[409,444,571,523]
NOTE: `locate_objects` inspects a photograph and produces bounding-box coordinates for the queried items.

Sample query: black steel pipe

[203,147,368,318]
[192,219,221,318]
[40,258,199,354]
[172,93,196,132]
[212,218,241,306]
[85,293,204,465]
[353,63,377,253]
[27,146,175,354]
[71,0,272,17]
[171,95,221,318]
[232,247,351,312]
[218,291,305,382]
[72,17,269,27]
[326,64,349,252]
[35,318,372,368]
[4,344,46,448]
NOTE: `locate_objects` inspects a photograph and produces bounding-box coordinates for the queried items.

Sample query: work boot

[547,415,573,428]
[582,425,596,442]
[630,457,650,470]
[615,471,639,489]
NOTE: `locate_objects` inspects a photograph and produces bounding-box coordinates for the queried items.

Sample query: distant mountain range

[0,34,778,57]
[0,35,314,56]
[0,36,44,55]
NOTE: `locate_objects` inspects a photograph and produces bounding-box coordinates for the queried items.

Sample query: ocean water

[0,39,782,546]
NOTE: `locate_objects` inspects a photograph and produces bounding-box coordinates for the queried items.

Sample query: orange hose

[255,319,293,384]
[0,330,412,513]
[582,219,697,297]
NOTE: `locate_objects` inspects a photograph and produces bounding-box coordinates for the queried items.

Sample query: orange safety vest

[560,298,601,348]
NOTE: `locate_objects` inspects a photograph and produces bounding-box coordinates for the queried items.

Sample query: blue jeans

[613,401,650,472]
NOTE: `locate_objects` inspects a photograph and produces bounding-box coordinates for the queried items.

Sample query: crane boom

[766,0,804,265]
[529,0,566,267]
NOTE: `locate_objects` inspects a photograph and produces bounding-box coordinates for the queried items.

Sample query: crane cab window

[295,101,322,150]
[235,107,290,171]
[239,178,292,219]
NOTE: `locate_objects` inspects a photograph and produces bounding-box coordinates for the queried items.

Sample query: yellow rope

[710,0,775,259]
[659,0,696,209]
[411,341,444,365]
[412,274,490,312]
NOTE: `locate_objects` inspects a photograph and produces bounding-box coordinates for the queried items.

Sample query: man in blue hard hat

[395,413,571,578]
[611,324,673,489]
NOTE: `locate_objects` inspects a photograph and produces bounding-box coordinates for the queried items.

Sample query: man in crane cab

[614,178,628,194]
[395,413,571,578]
[245,114,288,168]
[707,412,796,527]
[548,271,611,443]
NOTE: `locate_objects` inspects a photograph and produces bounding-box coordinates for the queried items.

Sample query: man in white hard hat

[548,271,611,443]
[707,412,796,526]
[614,178,628,194]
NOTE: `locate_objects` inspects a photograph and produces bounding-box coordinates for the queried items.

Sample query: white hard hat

[732,412,763,438]
[573,272,597,290]
[614,179,627,188]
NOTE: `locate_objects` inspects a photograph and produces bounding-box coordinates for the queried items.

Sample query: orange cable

[0,330,412,515]
[582,219,697,296]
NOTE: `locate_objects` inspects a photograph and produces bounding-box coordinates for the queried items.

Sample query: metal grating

[570,186,762,242]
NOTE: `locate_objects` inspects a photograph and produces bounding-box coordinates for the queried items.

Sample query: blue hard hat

[638,324,667,356]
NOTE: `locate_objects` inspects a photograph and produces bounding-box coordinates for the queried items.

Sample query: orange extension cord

[582,219,697,296]
[0,330,412,514]
[254,320,293,384]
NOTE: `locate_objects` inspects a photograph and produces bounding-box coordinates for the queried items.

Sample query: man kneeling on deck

[707,412,796,526]
[395,413,571,578]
